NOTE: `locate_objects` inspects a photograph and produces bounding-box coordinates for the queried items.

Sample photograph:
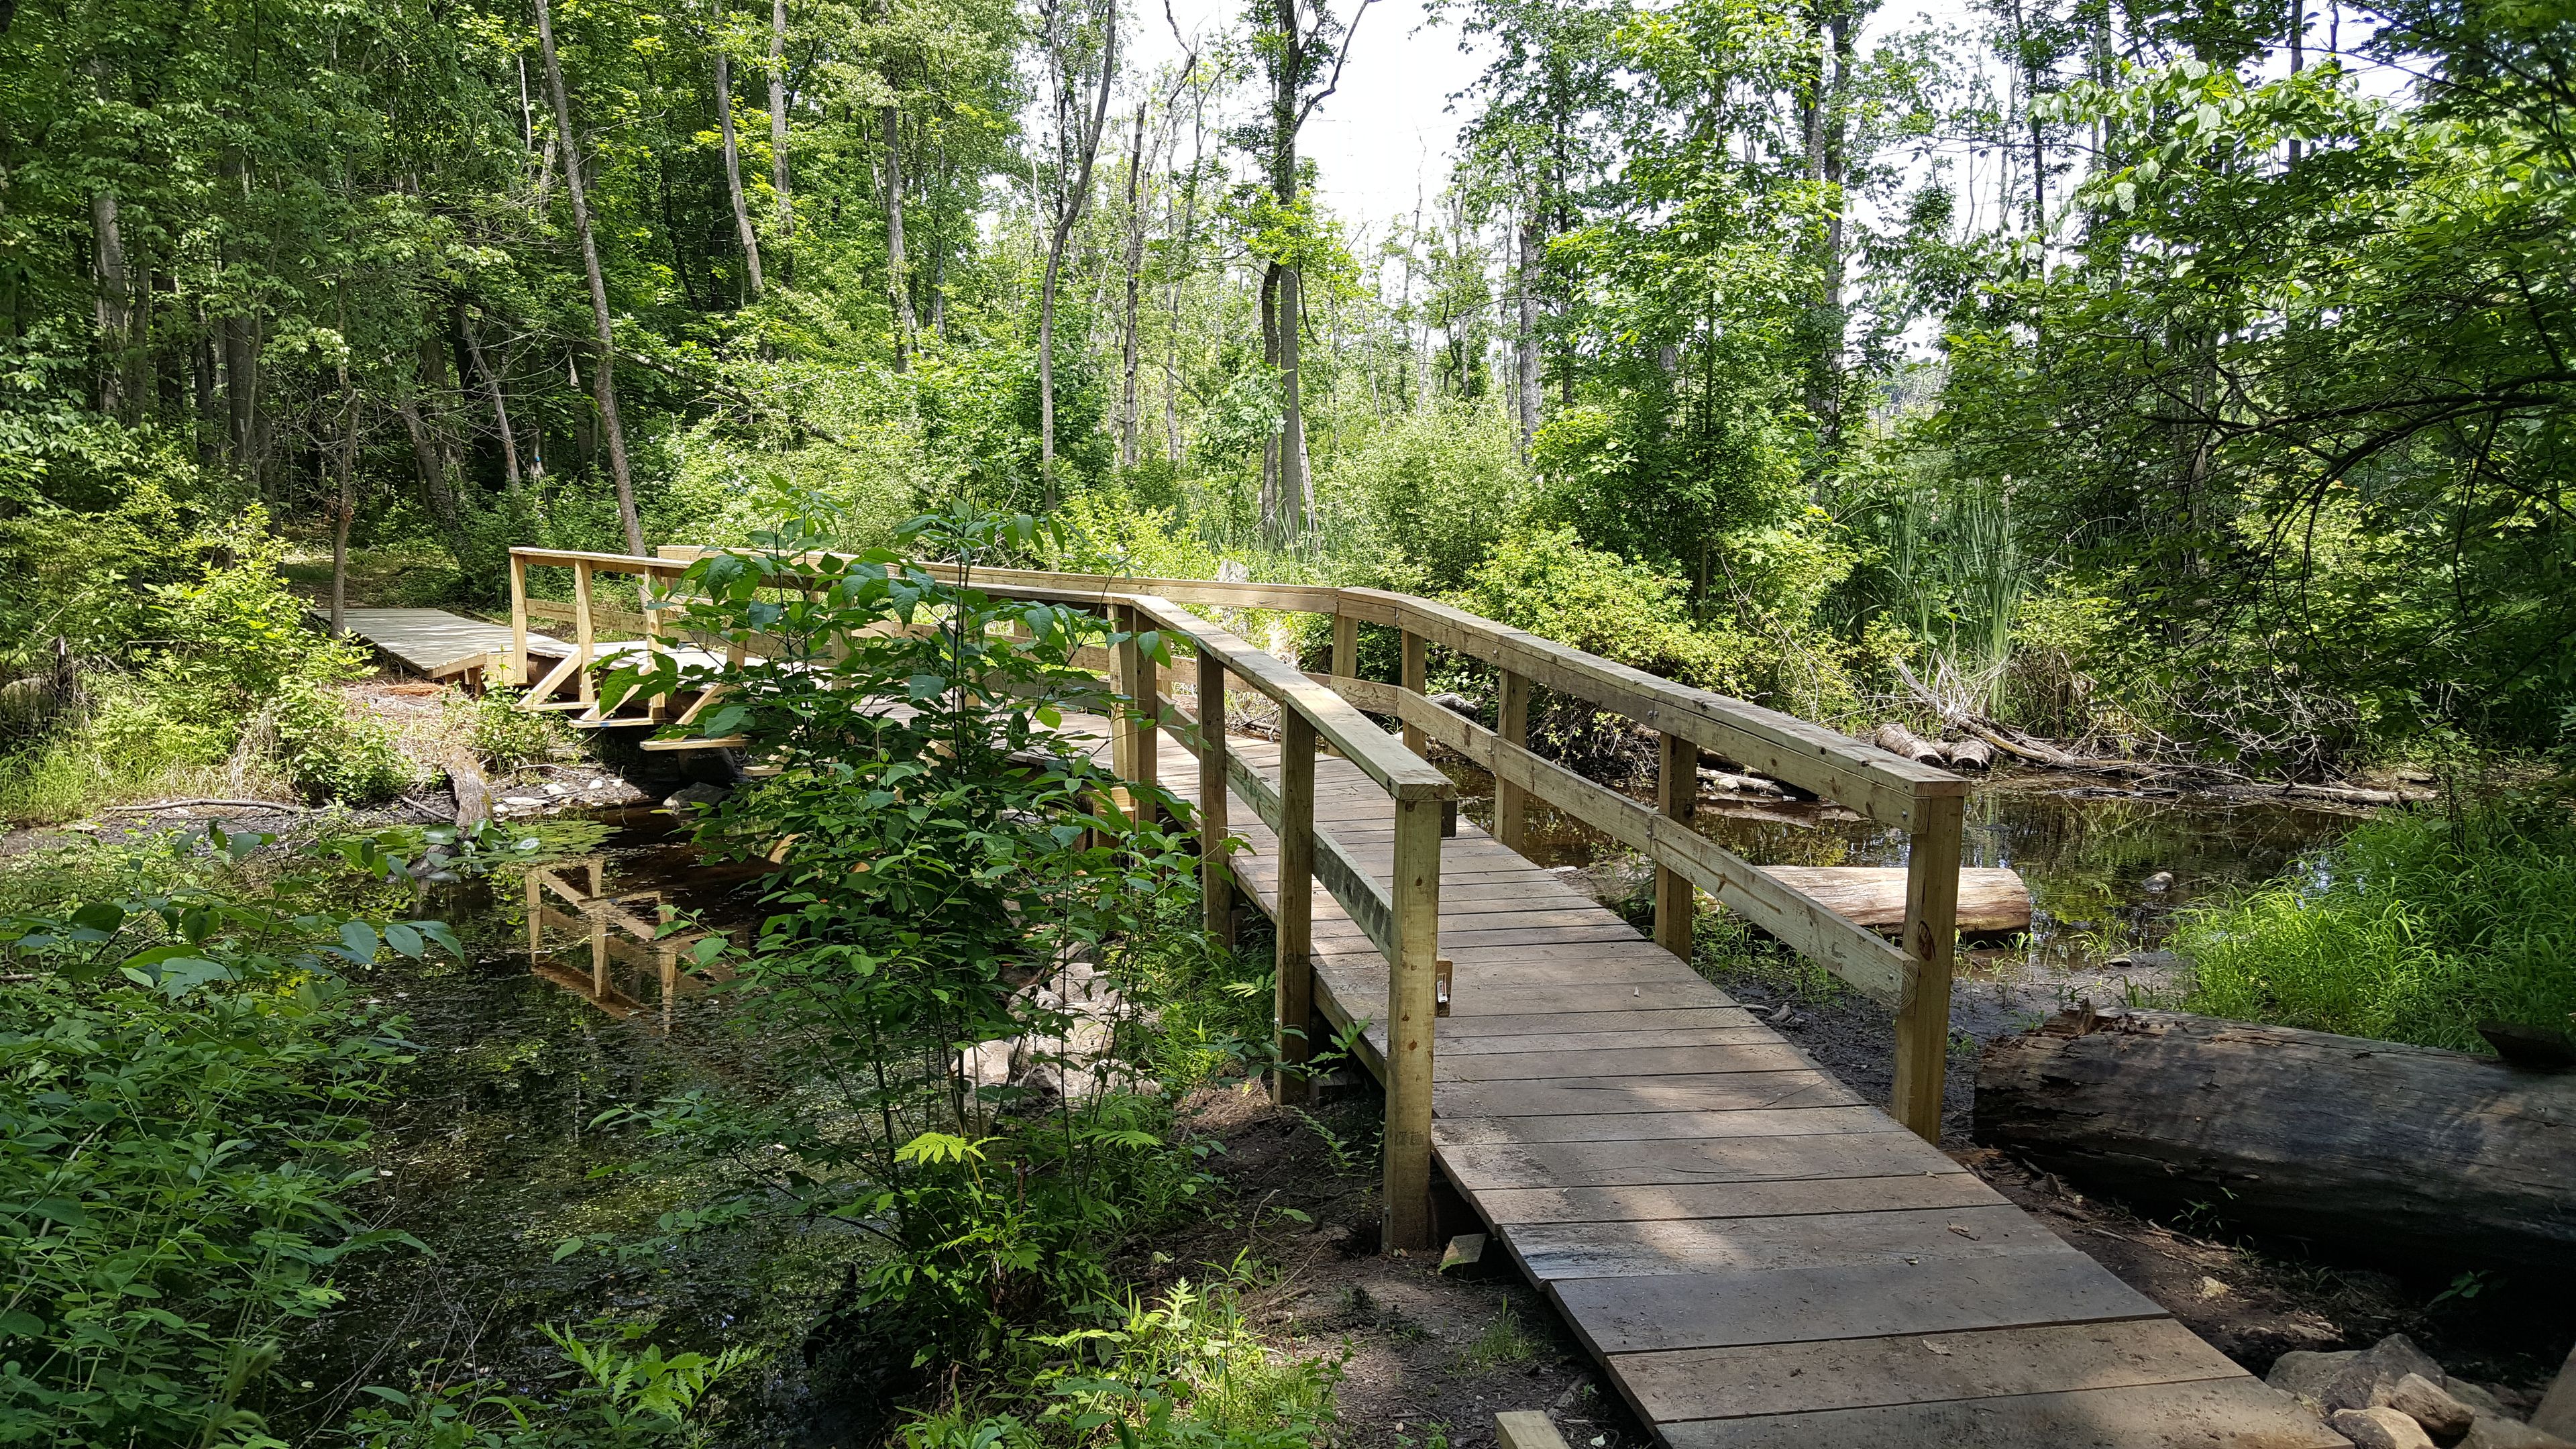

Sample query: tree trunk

[769,0,792,239]
[1277,265,1307,539]
[883,103,912,367]
[332,361,358,632]
[1117,102,1146,470]
[1977,1009,2576,1273]
[1515,203,1540,458]
[460,308,523,488]
[1036,3,1116,511]
[1258,264,1280,526]
[715,53,765,297]
[91,190,133,419]
[190,307,219,465]
[535,0,645,554]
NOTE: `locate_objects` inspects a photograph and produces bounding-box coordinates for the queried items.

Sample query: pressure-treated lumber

[1656,730,1696,960]
[1272,710,1316,1109]
[1760,865,2029,933]
[1976,1008,2576,1268]
[1891,790,1965,1142]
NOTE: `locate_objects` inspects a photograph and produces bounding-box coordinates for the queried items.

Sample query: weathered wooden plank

[1651,1377,2349,1449]
[1471,1173,2004,1227]
[1436,1073,1866,1119]
[1434,1130,1962,1193]
[1501,1205,2074,1281]
[1435,1042,1823,1082]
[1548,1254,2166,1355]
[1762,865,2030,933]
[1430,1008,1764,1039]
[1434,1107,1892,1146]
[1613,1320,2247,1425]
[1433,1025,1782,1055]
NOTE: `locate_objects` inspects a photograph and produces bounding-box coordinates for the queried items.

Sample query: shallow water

[1451,763,2365,1029]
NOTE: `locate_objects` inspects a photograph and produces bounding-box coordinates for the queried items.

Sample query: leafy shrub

[0,833,460,1449]
[2178,795,2576,1051]
[266,678,423,805]
[450,690,584,774]
[1325,406,1528,595]
[347,1323,759,1449]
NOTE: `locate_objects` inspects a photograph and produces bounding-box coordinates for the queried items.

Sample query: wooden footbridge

[496,546,2341,1449]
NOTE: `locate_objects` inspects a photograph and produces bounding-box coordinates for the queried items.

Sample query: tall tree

[1034,0,1116,507]
[535,0,645,553]
[716,48,766,296]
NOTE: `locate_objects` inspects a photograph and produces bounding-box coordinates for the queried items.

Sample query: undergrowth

[2177,794,2576,1051]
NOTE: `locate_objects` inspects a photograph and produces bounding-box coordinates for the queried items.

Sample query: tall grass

[2176,796,2576,1052]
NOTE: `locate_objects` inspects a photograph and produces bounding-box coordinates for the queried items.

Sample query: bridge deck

[1161,729,2340,1449]
[324,607,574,680]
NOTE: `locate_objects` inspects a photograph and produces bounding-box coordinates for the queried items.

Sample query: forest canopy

[3,0,2569,775]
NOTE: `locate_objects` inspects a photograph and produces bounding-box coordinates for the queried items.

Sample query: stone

[2331,1406,2438,1449]
[961,1038,1019,1087]
[2327,1335,2453,1414]
[662,782,729,814]
[2381,1374,2477,1440]
[2446,1382,2511,1421]
[2461,1417,2576,1449]
[2271,1350,2363,1406]
[2142,870,2176,891]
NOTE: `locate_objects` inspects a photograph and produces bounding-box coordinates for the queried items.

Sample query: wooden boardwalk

[1161,730,2342,1449]
[326,607,573,681]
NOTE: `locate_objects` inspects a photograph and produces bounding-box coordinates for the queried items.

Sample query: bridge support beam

[1383,791,1443,1252]
[1892,792,1965,1142]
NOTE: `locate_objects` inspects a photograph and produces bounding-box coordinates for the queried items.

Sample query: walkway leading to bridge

[1163,727,2341,1449]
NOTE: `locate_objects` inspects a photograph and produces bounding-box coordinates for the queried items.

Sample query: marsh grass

[2176,795,2576,1052]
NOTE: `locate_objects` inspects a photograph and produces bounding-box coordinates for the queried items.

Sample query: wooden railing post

[1197,649,1235,946]
[1400,627,1428,756]
[1383,790,1443,1252]
[1655,731,1696,961]
[508,553,530,686]
[1128,612,1159,823]
[1273,711,1316,1106]
[572,559,596,706]
[1891,792,1966,1142]
[1332,610,1357,679]
[1495,669,1532,852]
[641,568,666,720]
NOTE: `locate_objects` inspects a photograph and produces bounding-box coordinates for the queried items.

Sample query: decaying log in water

[1978,1008,2576,1270]
[1760,865,2031,933]
[1943,736,1995,771]
[1871,721,1945,765]
[446,749,492,830]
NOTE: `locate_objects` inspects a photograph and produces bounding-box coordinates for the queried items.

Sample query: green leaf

[0,1309,43,1338]
[337,920,380,963]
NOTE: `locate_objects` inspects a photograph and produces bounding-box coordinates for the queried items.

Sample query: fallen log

[1871,720,1945,766]
[1943,736,1996,771]
[1759,865,2031,934]
[1977,1008,2576,1271]
[446,749,493,831]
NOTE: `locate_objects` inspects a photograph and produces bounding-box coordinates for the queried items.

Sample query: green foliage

[596,508,1223,1366]
[346,1324,759,1449]
[903,1266,1342,1449]
[1325,407,1528,596]
[0,828,463,1449]
[2177,796,2576,1052]
[449,690,583,774]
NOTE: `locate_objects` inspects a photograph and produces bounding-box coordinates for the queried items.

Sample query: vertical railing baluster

[1197,648,1234,946]
[508,552,530,687]
[1655,731,1696,961]
[1273,712,1316,1107]
[1495,669,1532,853]
[1891,792,1965,1142]
[1383,790,1442,1250]
[573,559,596,707]
[1332,610,1356,680]
[1399,627,1428,756]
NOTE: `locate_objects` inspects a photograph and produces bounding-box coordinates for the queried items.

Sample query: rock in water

[2331,1406,2437,1449]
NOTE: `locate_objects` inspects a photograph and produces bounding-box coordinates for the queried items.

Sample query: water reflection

[522,859,733,1027]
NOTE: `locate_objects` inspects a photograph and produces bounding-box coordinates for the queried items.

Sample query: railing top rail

[512,547,691,575]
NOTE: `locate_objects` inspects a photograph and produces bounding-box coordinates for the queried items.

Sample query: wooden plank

[1501,1205,2076,1281]
[1494,1409,1570,1449]
[1548,1254,2167,1355]
[1350,977,1737,1018]
[1762,866,2030,932]
[1615,1319,2248,1426]
[1435,1042,1822,1081]
[1389,690,1914,1008]
[1400,627,1428,756]
[1198,651,1234,947]
[1430,1007,1763,1038]
[1432,1024,1781,1055]
[1652,1377,2349,1449]
[1434,1107,1893,1146]
[1472,1173,2005,1227]
[1434,1130,1963,1192]
[1436,1074,1865,1119]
